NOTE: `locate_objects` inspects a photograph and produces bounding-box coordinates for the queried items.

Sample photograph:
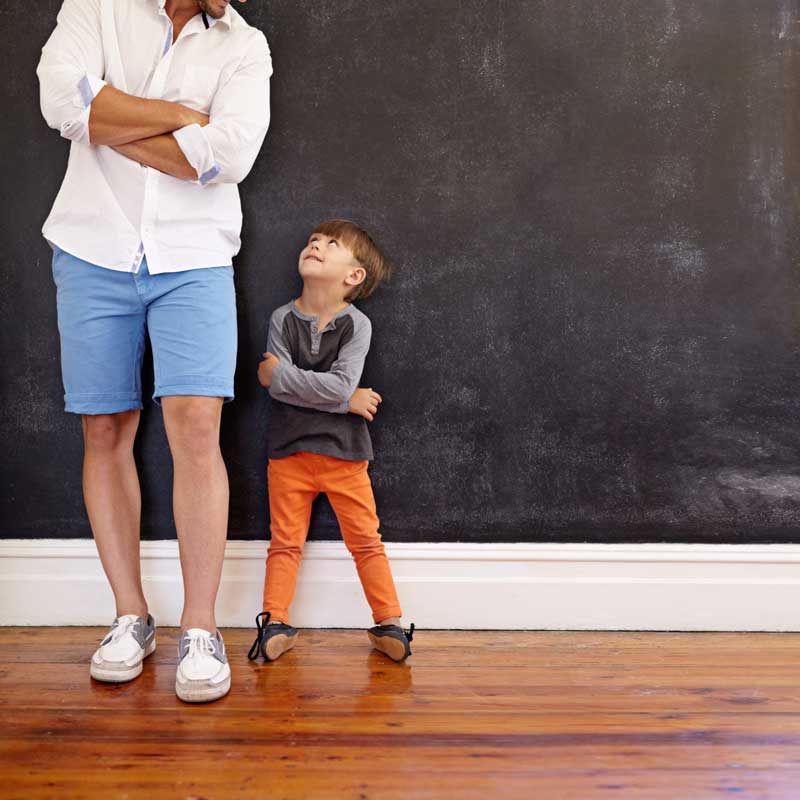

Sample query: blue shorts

[51,245,237,415]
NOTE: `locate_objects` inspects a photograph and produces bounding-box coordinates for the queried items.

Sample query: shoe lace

[405,622,415,642]
[247,611,271,661]
[107,616,140,645]
[185,630,216,660]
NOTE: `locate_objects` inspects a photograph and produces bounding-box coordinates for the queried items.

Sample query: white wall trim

[2,539,800,630]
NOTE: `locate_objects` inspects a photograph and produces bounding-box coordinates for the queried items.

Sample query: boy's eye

[329,240,338,246]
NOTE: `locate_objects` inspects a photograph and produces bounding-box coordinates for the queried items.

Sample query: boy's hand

[349,387,382,421]
[258,351,280,387]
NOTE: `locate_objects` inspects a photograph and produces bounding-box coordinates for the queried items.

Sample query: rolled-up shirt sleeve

[172,32,272,186]
[36,0,107,146]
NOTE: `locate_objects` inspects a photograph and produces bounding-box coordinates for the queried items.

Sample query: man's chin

[197,0,228,19]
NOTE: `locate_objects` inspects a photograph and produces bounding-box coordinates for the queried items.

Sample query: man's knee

[163,397,222,458]
[81,410,139,453]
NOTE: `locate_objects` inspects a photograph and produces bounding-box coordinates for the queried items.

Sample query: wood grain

[1,628,799,798]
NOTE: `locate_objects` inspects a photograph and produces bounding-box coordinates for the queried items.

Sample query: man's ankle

[116,606,149,619]
[180,619,217,633]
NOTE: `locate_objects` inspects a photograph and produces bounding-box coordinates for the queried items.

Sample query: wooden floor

[2,628,800,799]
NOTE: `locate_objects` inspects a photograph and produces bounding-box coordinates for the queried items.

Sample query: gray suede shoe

[247,611,299,662]
[90,613,156,683]
[367,622,415,662]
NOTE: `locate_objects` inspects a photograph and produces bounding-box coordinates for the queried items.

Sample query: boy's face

[299,232,365,295]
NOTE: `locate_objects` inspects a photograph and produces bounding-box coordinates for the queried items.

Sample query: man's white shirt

[37,0,272,274]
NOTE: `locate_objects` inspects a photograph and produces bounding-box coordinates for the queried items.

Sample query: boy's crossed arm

[258,312,382,421]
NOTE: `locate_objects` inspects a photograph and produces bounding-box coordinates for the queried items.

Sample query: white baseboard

[1,539,799,630]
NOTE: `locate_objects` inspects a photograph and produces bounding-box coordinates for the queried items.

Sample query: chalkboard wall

[3,0,800,543]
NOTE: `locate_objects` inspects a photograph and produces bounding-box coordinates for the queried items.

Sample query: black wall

[3,1,800,543]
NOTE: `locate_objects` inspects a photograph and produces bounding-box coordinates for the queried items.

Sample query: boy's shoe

[367,622,415,662]
[175,628,231,703]
[247,611,299,662]
[90,613,156,683]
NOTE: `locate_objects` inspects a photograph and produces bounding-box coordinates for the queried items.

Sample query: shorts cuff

[153,377,234,406]
[64,392,143,415]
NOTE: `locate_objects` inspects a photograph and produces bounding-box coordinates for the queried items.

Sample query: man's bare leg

[82,411,148,618]
[161,396,228,633]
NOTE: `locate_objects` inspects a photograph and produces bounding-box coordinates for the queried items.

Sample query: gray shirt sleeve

[267,310,372,414]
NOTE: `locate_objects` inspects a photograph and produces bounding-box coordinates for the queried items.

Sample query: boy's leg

[262,453,319,623]
[318,456,403,624]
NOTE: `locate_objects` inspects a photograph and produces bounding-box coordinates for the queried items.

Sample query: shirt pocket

[179,64,222,113]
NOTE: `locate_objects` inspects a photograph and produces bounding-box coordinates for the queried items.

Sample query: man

[37,0,271,703]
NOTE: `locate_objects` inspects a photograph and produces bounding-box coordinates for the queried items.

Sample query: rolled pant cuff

[372,606,403,624]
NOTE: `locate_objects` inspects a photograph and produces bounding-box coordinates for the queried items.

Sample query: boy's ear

[347,264,366,285]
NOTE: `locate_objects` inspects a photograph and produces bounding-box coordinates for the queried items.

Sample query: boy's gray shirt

[266,300,374,461]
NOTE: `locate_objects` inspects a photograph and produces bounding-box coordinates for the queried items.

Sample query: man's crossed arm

[89,84,206,181]
[37,0,272,186]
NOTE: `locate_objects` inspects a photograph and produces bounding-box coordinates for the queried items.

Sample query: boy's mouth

[304,255,323,263]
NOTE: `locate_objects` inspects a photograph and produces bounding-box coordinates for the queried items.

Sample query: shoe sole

[368,632,410,662]
[90,639,156,683]
[265,632,298,662]
[175,673,231,703]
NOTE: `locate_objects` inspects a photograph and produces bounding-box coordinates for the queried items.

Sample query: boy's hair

[311,219,392,302]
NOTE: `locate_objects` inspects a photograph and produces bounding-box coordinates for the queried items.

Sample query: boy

[250,219,415,664]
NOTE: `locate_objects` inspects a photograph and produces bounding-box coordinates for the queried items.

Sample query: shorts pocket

[51,246,64,284]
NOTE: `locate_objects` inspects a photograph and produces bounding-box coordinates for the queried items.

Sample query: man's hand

[349,387,382,421]
[182,109,211,128]
[258,351,280,387]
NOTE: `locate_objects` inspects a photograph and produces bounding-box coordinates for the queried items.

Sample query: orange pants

[263,450,402,625]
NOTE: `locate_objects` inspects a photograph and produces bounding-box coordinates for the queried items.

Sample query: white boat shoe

[90,613,156,683]
[175,628,231,703]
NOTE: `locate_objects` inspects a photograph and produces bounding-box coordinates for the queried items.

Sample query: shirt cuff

[78,74,107,106]
[60,73,107,145]
[172,123,221,185]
